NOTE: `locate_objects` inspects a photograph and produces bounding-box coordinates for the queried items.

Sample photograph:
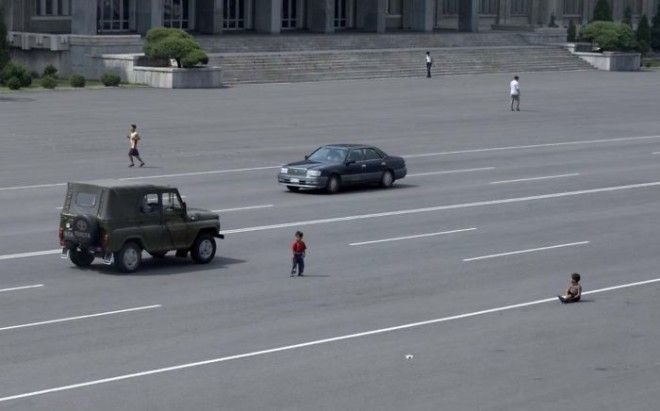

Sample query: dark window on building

[510,0,529,16]
[442,0,458,15]
[563,0,581,15]
[35,0,71,16]
[224,0,246,30]
[480,0,497,15]
[164,0,190,29]
[97,0,131,32]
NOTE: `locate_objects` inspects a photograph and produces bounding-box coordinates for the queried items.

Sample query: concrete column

[197,0,223,34]
[611,0,623,21]
[307,0,334,33]
[150,0,164,28]
[496,0,510,25]
[71,0,97,34]
[255,0,282,33]
[458,0,478,31]
[408,0,434,31]
[356,0,387,32]
[528,0,540,25]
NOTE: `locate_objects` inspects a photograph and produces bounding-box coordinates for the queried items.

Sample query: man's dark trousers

[426,63,432,78]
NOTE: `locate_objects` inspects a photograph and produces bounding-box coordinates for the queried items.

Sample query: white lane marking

[118,166,280,181]
[403,135,660,158]
[212,204,274,213]
[0,284,44,293]
[489,173,580,185]
[1,277,658,403]
[0,183,66,192]
[463,241,590,262]
[407,167,495,177]
[350,228,476,246]
[0,250,61,261]
[0,305,161,333]
[220,180,660,235]
[4,180,660,261]
[652,152,660,155]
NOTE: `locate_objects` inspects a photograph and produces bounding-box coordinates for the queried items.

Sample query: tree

[636,14,651,54]
[143,28,208,68]
[651,3,660,51]
[622,6,632,27]
[592,0,613,22]
[567,19,577,42]
[580,21,637,51]
[0,6,10,71]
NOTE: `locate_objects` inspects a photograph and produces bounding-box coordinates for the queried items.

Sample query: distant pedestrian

[558,273,582,303]
[290,231,307,277]
[127,124,145,167]
[510,75,520,111]
[425,51,433,78]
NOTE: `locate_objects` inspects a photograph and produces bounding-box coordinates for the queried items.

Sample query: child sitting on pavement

[558,273,582,303]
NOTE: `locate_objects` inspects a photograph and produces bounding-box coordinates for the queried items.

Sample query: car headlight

[306,170,321,177]
[280,167,288,174]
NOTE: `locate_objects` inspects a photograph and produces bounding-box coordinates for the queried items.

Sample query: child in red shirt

[290,231,307,277]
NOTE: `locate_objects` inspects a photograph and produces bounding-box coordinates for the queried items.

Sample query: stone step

[209,46,592,84]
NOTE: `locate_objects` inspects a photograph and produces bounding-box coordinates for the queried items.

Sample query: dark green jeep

[59,181,223,273]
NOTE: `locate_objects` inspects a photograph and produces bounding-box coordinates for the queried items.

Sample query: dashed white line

[407,167,495,177]
[350,228,476,246]
[403,135,660,158]
[1,277,658,403]
[0,305,161,333]
[463,241,590,262]
[212,204,274,213]
[118,165,280,181]
[0,284,44,293]
[0,249,61,261]
[489,173,580,185]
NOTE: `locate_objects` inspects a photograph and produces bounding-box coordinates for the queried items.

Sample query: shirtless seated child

[558,273,582,303]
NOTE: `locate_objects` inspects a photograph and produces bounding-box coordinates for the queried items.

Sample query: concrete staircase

[198,31,591,85]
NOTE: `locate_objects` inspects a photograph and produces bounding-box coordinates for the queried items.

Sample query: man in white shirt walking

[510,75,520,111]
[425,51,433,78]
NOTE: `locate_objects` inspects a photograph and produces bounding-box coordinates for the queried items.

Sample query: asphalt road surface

[1,70,659,410]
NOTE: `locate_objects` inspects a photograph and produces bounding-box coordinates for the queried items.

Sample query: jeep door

[162,191,192,249]
[137,193,172,251]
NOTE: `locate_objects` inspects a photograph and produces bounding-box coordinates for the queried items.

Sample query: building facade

[3,0,659,37]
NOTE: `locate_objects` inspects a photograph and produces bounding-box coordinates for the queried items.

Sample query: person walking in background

[425,51,433,78]
[510,75,520,111]
[127,124,145,167]
[290,231,307,277]
[558,273,582,303]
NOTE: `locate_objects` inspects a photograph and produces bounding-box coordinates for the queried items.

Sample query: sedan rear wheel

[326,175,340,194]
[380,170,394,188]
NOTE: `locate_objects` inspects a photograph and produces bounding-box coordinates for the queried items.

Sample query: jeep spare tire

[71,214,99,246]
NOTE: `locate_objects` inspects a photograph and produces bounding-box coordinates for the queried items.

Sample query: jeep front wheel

[191,234,216,264]
[115,242,142,273]
[69,248,95,267]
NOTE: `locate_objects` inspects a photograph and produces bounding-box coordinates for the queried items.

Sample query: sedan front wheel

[326,175,341,194]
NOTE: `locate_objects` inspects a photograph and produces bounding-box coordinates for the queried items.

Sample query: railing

[7,31,70,51]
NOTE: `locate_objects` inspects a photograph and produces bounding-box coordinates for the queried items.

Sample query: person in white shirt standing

[425,51,433,78]
[510,75,520,111]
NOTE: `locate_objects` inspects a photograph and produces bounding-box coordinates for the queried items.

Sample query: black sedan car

[278,144,407,193]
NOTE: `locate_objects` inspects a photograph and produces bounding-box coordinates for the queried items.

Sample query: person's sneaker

[516,108,520,111]
[557,295,566,303]
[128,164,135,167]
[298,273,304,276]
[139,163,145,167]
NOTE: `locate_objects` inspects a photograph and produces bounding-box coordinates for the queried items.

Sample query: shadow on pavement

[84,255,246,276]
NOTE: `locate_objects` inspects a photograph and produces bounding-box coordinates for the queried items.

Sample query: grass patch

[0,77,147,92]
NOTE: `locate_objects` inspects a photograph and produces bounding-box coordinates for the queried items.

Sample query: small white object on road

[405,354,414,360]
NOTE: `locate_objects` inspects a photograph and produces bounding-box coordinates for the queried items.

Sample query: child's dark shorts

[129,148,140,156]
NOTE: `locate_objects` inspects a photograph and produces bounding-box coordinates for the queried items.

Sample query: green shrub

[6,76,21,90]
[637,15,652,54]
[567,20,577,42]
[43,64,58,78]
[40,75,57,89]
[1,62,33,87]
[144,27,208,68]
[652,4,660,51]
[69,74,86,87]
[101,72,121,87]
[0,7,9,71]
[580,21,637,52]
[592,0,612,22]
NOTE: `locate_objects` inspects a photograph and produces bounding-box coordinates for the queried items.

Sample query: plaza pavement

[0,70,659,410]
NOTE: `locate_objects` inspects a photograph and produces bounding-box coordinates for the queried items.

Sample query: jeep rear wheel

[115,242,142,273]
[69,248,95,267]
[191,234,216,264]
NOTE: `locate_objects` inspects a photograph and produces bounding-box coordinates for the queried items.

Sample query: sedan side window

[347,150,364,163]
[140,193,161,214]
[364,149,382,160]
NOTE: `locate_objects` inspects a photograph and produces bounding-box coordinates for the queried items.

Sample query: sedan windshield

[308,147,348,163]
